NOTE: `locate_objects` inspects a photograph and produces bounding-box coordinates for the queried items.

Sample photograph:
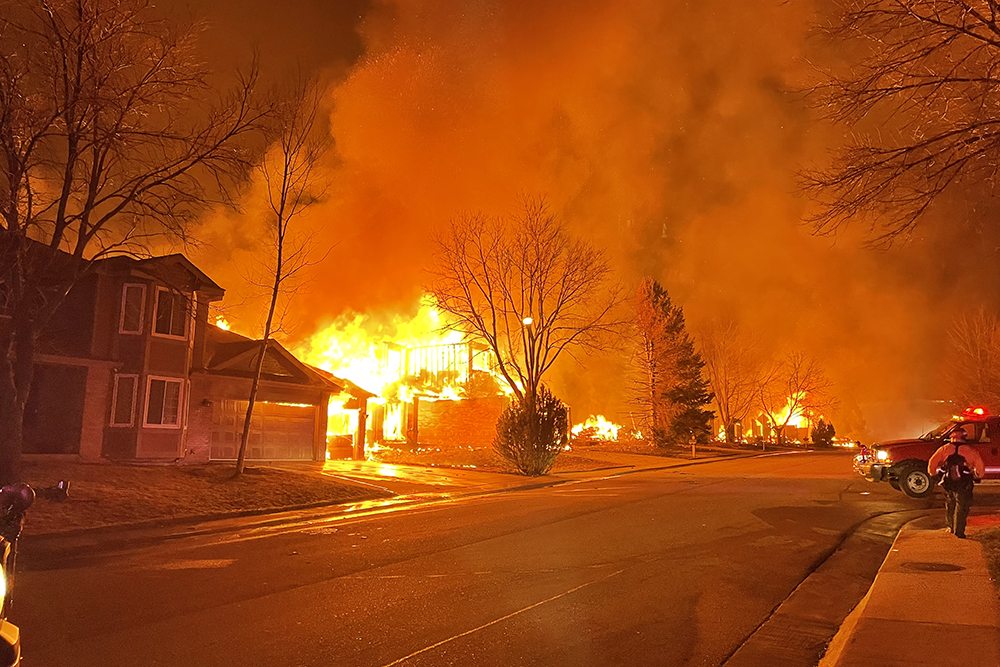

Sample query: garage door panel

[209,400,316,460]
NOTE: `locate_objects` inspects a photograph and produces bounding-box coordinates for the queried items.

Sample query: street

[15,453,935,666]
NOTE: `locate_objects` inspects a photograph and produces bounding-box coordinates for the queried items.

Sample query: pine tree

[633,278,715,445]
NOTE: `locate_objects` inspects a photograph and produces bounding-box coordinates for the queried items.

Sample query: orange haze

[182,0,1000,441]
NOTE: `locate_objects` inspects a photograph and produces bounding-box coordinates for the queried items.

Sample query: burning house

[313,329,513,458]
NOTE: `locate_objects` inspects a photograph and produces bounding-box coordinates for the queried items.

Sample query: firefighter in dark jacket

[927,428,986,539]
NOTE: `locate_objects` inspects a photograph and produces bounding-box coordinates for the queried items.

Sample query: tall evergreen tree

[633,278,714,445]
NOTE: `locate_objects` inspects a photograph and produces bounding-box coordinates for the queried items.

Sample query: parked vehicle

[853,407,1000,498]
[0,484,33,667]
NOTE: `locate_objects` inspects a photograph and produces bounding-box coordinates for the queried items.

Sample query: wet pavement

[13,451,943,667]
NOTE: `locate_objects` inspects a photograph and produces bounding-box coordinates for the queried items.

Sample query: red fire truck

[853,407,1000,498]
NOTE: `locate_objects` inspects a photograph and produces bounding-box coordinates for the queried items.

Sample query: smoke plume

[185,0,1000,440]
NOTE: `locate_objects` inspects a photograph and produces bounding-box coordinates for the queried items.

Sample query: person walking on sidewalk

[927,428,985,539]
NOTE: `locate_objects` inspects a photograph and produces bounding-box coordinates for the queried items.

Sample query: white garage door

[210,400,316,460]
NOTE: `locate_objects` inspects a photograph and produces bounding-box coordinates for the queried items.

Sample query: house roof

[137,254,224,293]
[308,364,378,399]
[98,253,225,301]
[202,324,360,395]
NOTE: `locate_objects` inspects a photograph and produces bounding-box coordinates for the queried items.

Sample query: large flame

[774,391,809,429]
[295,296,512,442]
[571,415,621,441]
[296,296,465,396]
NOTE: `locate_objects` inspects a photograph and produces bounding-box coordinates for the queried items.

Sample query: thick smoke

[185,0,1000,440]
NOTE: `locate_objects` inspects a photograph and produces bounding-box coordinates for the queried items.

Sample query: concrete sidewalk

[821,514,1000,667]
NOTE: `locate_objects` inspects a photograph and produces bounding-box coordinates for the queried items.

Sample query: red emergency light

[962,406,989,418]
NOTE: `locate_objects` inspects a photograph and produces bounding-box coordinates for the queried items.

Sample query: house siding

[79,364,110,460]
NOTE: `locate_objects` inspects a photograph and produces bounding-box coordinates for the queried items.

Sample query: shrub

[811,419,836,447]
[494,385,569,475]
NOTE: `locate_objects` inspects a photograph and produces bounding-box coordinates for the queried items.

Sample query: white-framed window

[119,283,146,334]
[110,374,139,426]
[152,287,189,339]
[143,375,184,428]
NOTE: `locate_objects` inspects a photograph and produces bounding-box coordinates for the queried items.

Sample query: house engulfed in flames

[719,393,817,444]
[296,303,514,459]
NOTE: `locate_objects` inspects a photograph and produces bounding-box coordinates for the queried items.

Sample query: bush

[494,385,569,475]
[811,419,836,447]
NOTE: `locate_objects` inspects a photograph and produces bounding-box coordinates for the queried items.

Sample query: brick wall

[417,396,509,449]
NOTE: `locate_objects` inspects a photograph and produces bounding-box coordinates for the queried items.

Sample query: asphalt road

[14,452,933,666]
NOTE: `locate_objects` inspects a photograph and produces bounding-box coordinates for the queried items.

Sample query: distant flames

[572,415,621,441]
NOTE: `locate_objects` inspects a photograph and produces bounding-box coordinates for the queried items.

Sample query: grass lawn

[368,445,625,474]
[19,459,389,535]
[976,526,1000,590]
[573,440,752,458]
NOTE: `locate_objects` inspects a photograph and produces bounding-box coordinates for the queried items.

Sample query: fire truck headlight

[875,449,890,462]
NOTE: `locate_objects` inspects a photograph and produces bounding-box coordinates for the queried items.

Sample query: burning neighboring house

[712,394,818,445]
[310,327,513,458]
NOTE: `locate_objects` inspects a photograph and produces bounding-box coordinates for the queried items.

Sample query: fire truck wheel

[898,466,935,498]
[889,479,900,491]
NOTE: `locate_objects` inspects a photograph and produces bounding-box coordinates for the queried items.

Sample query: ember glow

[572,415,621,442]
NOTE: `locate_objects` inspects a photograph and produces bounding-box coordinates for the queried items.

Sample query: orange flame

[296,296,512,442]
[571,415,621,441]
[774,391,809,428]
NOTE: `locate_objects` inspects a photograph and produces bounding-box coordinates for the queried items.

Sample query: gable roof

[97,253,225,301]
[201,325,347,393]
[135,254,225,300]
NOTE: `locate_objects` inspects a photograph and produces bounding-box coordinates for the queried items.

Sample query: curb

[722,509,931,667]
[813,515,926,667]
[816,512,999,667]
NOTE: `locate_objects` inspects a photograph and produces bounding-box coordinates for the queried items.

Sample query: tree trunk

[0,318,36,486]
[725,422,736,444]
[235,252,281,476]
[234,339,267,476]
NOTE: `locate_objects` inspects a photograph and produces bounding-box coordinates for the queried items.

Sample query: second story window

[119,284,146,334]
[153,287,188,339]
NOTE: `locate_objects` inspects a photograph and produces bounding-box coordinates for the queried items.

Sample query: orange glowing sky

[170,0,1000,439]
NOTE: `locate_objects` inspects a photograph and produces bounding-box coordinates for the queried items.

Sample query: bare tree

[944,309,1000,411]
[699,318,762,443]
[804,1,1000,245]
[429,198,625,405]
[235,81,330,476]
[758,352,833,446]
[0,0,269,483]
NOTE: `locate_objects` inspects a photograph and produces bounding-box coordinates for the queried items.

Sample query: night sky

[166,0,1000,439]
